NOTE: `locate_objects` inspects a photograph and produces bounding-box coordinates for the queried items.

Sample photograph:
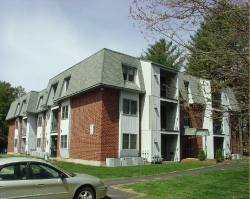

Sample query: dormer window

[61,76,71,96]
[37,96,43,111]
[122,65,135,82]
[15,103,20,116]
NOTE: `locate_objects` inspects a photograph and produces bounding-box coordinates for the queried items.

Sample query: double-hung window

[123,99,137,115]
[37,116,42,127]
[62,105,69,119]
[122,65,136,82]
[60,135,67,148]
[37,138,41,148]
[123,134,137,149]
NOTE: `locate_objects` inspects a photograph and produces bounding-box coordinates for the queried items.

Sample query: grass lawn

[121,166,249,199]
[50,160,215,179]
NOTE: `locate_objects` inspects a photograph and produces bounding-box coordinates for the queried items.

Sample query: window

[184,107,190,126]
[15,103,20,116]
[60,135,67,148]
[37,96,43,111]
[0,163,27,180]
[122,65,135,82]
[61,77,71,96]
[122,134,137,149]
[64,77,70,91]
[15,121,18,129]
[14,139,17,147]
[62,105,69,119]
[30,163,60,179]
[123,99,137,115]
[37,116,42,127]
[37,138,41,148]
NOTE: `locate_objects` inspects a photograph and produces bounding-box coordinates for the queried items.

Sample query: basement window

[123,134,137,149]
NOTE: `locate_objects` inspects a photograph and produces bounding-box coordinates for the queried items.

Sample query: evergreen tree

[0,81,25,151]
[141,38,185,70]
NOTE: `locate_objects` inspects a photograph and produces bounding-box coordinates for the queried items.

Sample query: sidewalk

[103,163,248,199]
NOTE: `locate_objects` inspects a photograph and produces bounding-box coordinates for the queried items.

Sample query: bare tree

[130,0,249,155]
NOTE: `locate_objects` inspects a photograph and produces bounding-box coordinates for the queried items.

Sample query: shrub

[198,149,206,161]
[215,148,224,162]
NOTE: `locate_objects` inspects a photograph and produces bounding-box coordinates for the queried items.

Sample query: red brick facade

[70,88,119,161]
[7,119,15,153]
[180,104,203,159]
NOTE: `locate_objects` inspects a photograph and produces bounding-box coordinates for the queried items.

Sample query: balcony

[22,128,26,137]
[51,122,58,133]
[214,129,223,135]
[161,117,179,131]
[161,85,178,100]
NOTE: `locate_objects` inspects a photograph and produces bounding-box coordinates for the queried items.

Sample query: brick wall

[70,88,119,161]
[7,119,15,153]
[42,112,46,152]
[180,103,203,159]
[189,104,203,128]
[18,118,22,153]
[230,114,238,154]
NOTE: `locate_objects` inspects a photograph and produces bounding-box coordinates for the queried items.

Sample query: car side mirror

[59,172,67,179]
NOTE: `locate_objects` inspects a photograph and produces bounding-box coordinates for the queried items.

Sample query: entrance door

[50,136,57,157]
[214,137,224,158]
[161,134,167,161]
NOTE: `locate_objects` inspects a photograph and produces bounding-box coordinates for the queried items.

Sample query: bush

[215,148,224,162]
[198,149,206,161]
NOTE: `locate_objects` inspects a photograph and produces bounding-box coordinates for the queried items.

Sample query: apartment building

[6,48,239,165]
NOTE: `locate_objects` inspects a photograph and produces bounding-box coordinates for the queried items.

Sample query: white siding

[60,99,71,158]
[119,91,139,157]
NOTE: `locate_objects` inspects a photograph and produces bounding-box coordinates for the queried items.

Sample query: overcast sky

[0,0,154,92]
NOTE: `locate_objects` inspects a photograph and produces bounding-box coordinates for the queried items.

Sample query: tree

[130,0,249,155]
[184,2,249,155]
[0,81,25,152]
[141,38,185,70]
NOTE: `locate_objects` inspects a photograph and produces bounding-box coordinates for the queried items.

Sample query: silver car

[0,157,107,199]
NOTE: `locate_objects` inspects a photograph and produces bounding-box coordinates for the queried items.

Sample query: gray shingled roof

[41,48,145,105]
[222,87,239,111]
[6,91,39,120]
[178,72,206,105]
[6,48,146,121]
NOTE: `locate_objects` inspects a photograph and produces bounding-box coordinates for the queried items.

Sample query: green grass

[49,160,215,179]
[122,166,249,199]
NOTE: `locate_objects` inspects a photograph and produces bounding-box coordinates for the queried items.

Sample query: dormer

[47,83,58,106]
[36,96,43,112]
[60,76,71,97]
[122,63,136,82]
[14,103,20,116]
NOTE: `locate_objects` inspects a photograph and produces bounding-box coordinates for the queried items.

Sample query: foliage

[141,38,185,70]
[130,0,249,155]
[198,149,206,161]
[0,81,26,151]
[215,148,224,163]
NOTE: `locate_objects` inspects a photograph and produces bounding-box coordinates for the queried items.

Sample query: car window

[30,163,60,179]
[0,164,27,180]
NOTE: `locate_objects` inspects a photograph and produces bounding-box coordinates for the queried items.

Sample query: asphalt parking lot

[103,163,248,199]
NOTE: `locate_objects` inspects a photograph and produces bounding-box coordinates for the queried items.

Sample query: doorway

[50,135,57,157]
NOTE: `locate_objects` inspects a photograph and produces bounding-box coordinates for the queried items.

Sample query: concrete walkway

[103,163,248,199]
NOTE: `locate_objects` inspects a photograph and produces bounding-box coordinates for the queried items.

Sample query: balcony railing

[214,129,224,135]
[160,86,178,100]
[22,128,26,137]
[51,122,58,133]
[161,117,178,131]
